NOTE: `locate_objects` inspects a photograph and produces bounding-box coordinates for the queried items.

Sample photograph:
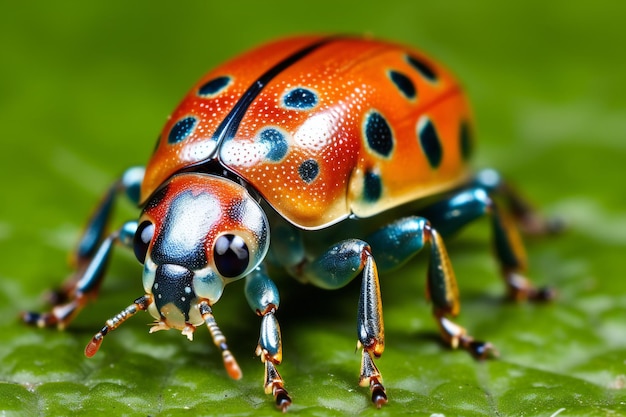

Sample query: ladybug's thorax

[138,173,270,330]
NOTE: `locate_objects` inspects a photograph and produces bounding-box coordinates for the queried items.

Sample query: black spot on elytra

[298,159,319,183]
[168,116,197,144]
[389,70,416,100]
[283,87,318,109]
[418,117,443,168]
[364,111,394,158]
[198,76,231,96]
[363,170,382,203]
[406,54,437,82]
[460,120,473,161]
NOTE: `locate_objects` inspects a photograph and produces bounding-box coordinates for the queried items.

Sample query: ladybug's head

[133,173,269,332]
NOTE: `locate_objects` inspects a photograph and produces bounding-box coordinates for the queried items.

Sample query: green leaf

[1,1,625,416]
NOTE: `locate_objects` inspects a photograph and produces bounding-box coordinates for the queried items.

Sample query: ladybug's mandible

[24,35,560,410]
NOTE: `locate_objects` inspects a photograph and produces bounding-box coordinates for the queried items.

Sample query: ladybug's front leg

[299,240,387,408]
[244,265,291,411]
[23,167,144,328]
[23,221,139,328]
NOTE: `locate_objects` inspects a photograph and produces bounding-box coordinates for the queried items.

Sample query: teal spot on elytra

[198,76,231,97]
[168,116,197,144]
[259,128,288,161]
[283,87,318,109]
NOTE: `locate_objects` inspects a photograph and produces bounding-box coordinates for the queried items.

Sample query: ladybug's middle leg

[297,239,387,408]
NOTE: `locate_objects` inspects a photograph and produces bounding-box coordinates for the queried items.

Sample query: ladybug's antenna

[198,300,242,380]
[85,295,152,357]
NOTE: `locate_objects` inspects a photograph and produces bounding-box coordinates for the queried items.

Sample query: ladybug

[24,35,559,410]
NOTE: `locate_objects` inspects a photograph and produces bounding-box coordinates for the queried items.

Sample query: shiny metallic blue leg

[244,265,291,411]
[421,172,555,301]
[23,167,145,328]
[296,239,386,407]
[22,221,138,328]
[366,217,495,359]
[473,168,564,235]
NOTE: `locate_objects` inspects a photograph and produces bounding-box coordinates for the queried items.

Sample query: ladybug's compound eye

[134,221,154,264]
[214,234,250,278]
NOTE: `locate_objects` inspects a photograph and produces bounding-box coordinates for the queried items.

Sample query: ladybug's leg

[74,167,145,268]
[244,265,291,411]
[23,221,139,328]
[23,166,144,328]
[365,217,495,359]
[39,167,145,306]
[420,174,554,301]
[473,169,564,236]
[298,240,387,408]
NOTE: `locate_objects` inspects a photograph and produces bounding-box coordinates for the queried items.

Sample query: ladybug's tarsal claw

[519,214,566,236]
[370,377,388,408]
[505,272,555,302]
[436,315,498,359]
[22,295,86,330]
[21,311,46,327]
[264,361,291,412]
[534,286,557,302]
[359,349,387,407]
[274,385,291,412]
[514,286,556,303]
[464,340,498,360]
[245,269,290,408]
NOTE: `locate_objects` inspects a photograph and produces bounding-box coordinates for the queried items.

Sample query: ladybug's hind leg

[420,169,557,302]
[22,167,145,328]
[474,169,564,236]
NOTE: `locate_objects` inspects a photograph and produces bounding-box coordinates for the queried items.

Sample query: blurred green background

[1,1,625,416]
